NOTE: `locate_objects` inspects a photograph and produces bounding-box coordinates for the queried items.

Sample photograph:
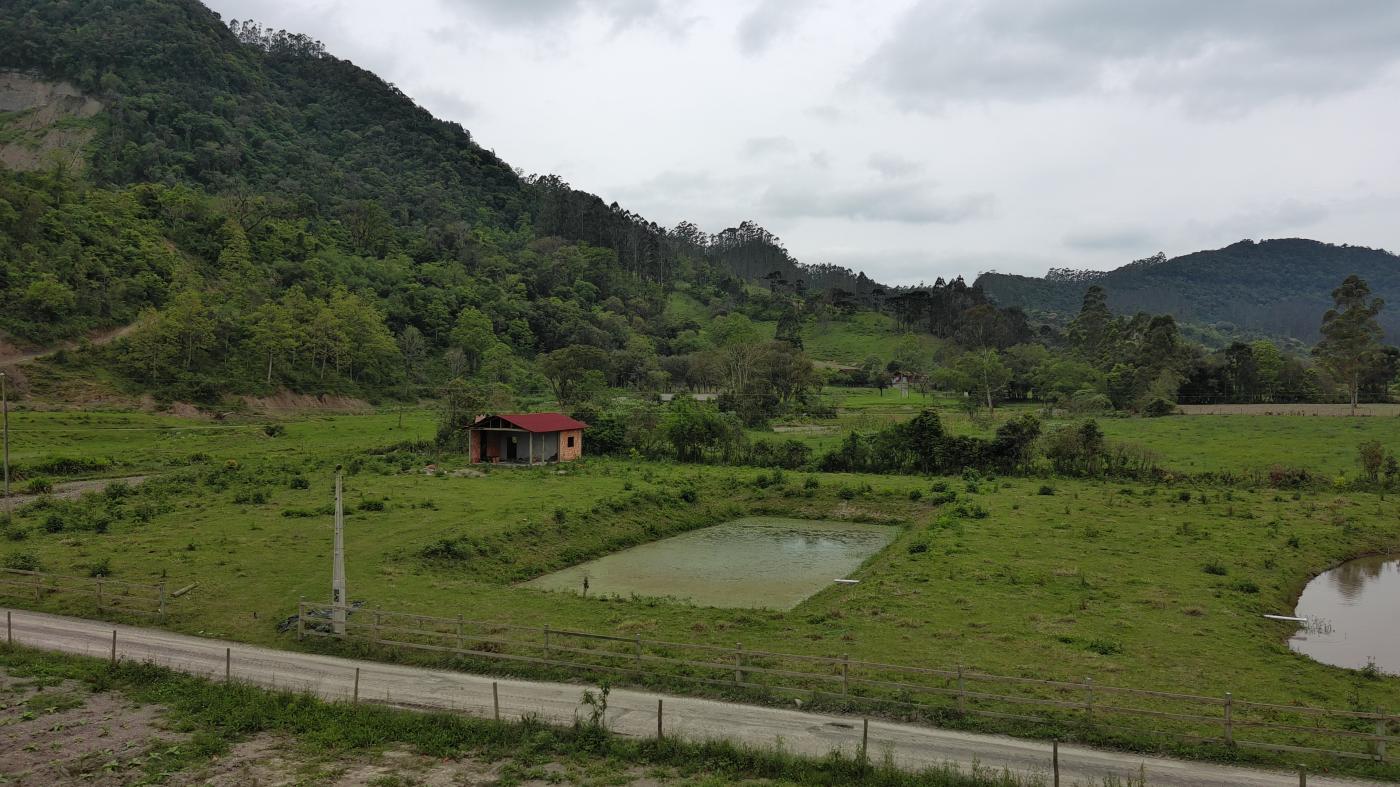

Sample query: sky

[204,0,1400,286]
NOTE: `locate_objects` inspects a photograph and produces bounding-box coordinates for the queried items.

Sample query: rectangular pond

[521,516,898,609]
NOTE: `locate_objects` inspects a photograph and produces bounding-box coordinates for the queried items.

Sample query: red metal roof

[476,413,589,433]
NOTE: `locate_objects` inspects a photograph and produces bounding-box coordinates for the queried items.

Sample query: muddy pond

[522,516,898,609]
[1289,554,1400,675]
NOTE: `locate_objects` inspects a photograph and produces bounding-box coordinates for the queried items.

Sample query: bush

[1141,397,1175,417]
[1231,579,1260,594]
[87,557,112,577]
[907,489,923,501]
[1037,485,1055,496]
[358,499,385,512]
[907,541,929,554]
[25,477,54,495]
[263,424,287,438]
[43,514,65,533]
[1086,639,1123,656]
[678,488,698,504]
[1203,562,1228,576]
[2,551,41,571]
[289,477,310,490]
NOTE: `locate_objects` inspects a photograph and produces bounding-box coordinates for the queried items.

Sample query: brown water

[1289,554,1400,675]
[522,516,898,609]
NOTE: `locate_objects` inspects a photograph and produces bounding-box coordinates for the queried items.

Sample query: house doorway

[506,435,519,461]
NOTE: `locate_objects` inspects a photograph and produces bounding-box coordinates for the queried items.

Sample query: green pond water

[522,516,898,609]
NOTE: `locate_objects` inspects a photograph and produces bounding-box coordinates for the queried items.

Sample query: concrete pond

[522,516,898,609]
[1289,554,1400,675]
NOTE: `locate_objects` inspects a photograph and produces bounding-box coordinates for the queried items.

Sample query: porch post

[528,432,534,464]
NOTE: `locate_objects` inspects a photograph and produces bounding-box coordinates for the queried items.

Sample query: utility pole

[2,371,9,518]
[331,466,346,636]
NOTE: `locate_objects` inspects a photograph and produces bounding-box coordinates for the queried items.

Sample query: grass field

[1,404,1399,778]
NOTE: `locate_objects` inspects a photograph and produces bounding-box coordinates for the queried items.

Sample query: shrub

[358,499,385,512]
[678,488,698,504]
[907,489,923,501]
[1037,485,1055,496]
[289,477,310,490]
[1141,397,1175,417]
[907,541,929,554]
[43,514,65,533]
[1231,579,1260,594]
[1086,639,1123,656]
[1203,562,1228,576]
[2,551,41,571]
[263,424,287,438]
[837,486,856,500]
[87,557,112,577]
[929,489,957,505]
[25,477,54,495]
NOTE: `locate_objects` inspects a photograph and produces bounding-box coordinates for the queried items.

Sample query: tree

[539,345,611,405]
[246,300,295,385]
[1314,275,1384,415]
[956,349,1012,415]
[451,308,497,374]
[1068,285,1115,366]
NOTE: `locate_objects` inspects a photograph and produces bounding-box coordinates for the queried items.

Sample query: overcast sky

[205,0,1400,285]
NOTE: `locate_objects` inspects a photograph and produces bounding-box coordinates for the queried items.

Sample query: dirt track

[2,608,1378,787]
[4,475,148,507]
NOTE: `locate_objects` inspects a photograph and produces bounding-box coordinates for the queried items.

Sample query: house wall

[559,429,583,461]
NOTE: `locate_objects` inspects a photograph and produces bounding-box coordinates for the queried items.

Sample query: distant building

[467,413,588,464]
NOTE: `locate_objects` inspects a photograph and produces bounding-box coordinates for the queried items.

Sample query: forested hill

[976,239,1400,343]
[0,0,935,404]
[0,0,881,317]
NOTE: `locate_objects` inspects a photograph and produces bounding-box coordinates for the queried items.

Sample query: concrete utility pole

[331,467,346,636]
[2,371,9,518]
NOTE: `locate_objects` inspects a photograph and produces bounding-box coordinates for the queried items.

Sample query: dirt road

[0,608,1378,787]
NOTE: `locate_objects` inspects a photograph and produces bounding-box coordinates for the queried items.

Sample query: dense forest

[0,0,1395,423]
[976,239,1400,343]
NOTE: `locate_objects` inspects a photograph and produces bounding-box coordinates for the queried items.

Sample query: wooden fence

[0,568,167,618]
[297,602,1395,765]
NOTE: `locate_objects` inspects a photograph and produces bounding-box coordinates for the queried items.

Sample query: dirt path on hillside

[3,608,1378,787]
[4,475,148,507]
[0,323,137,367]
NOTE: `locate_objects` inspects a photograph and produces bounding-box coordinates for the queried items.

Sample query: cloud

[438,0,690,34]
[760,180,993,224]
[741,135,798,158]
[859,0,1400,114]
[736,0,809,56]
[1063,227,1155,252]
[866,152,923,179]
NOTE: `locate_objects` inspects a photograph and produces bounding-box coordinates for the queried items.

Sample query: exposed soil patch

[0,70,101,173]
[243,390,374,414]
[0,670,180,786]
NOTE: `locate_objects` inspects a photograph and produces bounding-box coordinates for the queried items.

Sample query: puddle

[521,516,898,609]
[1289,554,1400,674]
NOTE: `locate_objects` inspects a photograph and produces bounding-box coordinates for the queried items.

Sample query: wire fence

[298,602,1395,764]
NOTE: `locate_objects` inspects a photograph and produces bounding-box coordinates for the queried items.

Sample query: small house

[468,413,588,464]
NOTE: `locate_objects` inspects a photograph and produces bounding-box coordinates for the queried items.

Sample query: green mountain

[975,239,1400,343]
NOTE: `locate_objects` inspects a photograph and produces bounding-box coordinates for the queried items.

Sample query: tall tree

[1314,275,1384,415]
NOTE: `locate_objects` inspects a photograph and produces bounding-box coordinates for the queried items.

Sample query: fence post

[1052,740,1060,787]
[956,665,966,714]
[634,636,643,669]
[6,610,10,645]
[492,681,500,721]
[95,575,104,611]
[33,572,40,602]
[158,582,166,618]
[456,614,464,651]
[1377,711,1387,762]
[657,698,664,739]
[1224,692,1233,744]
[543,625,551,659]
[110,629,117,665]
[372,610,381,643]
[1084,677,1094,724]
[225,647,231,683]
[841,654,850,695]
[1298,764,1306,787]
[734,643,743,685]
[353,667,360,704]
[861,718,869,767]
[296,598,305,640]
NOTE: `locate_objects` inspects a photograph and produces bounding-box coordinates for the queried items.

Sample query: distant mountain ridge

[975,239,1400,343]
